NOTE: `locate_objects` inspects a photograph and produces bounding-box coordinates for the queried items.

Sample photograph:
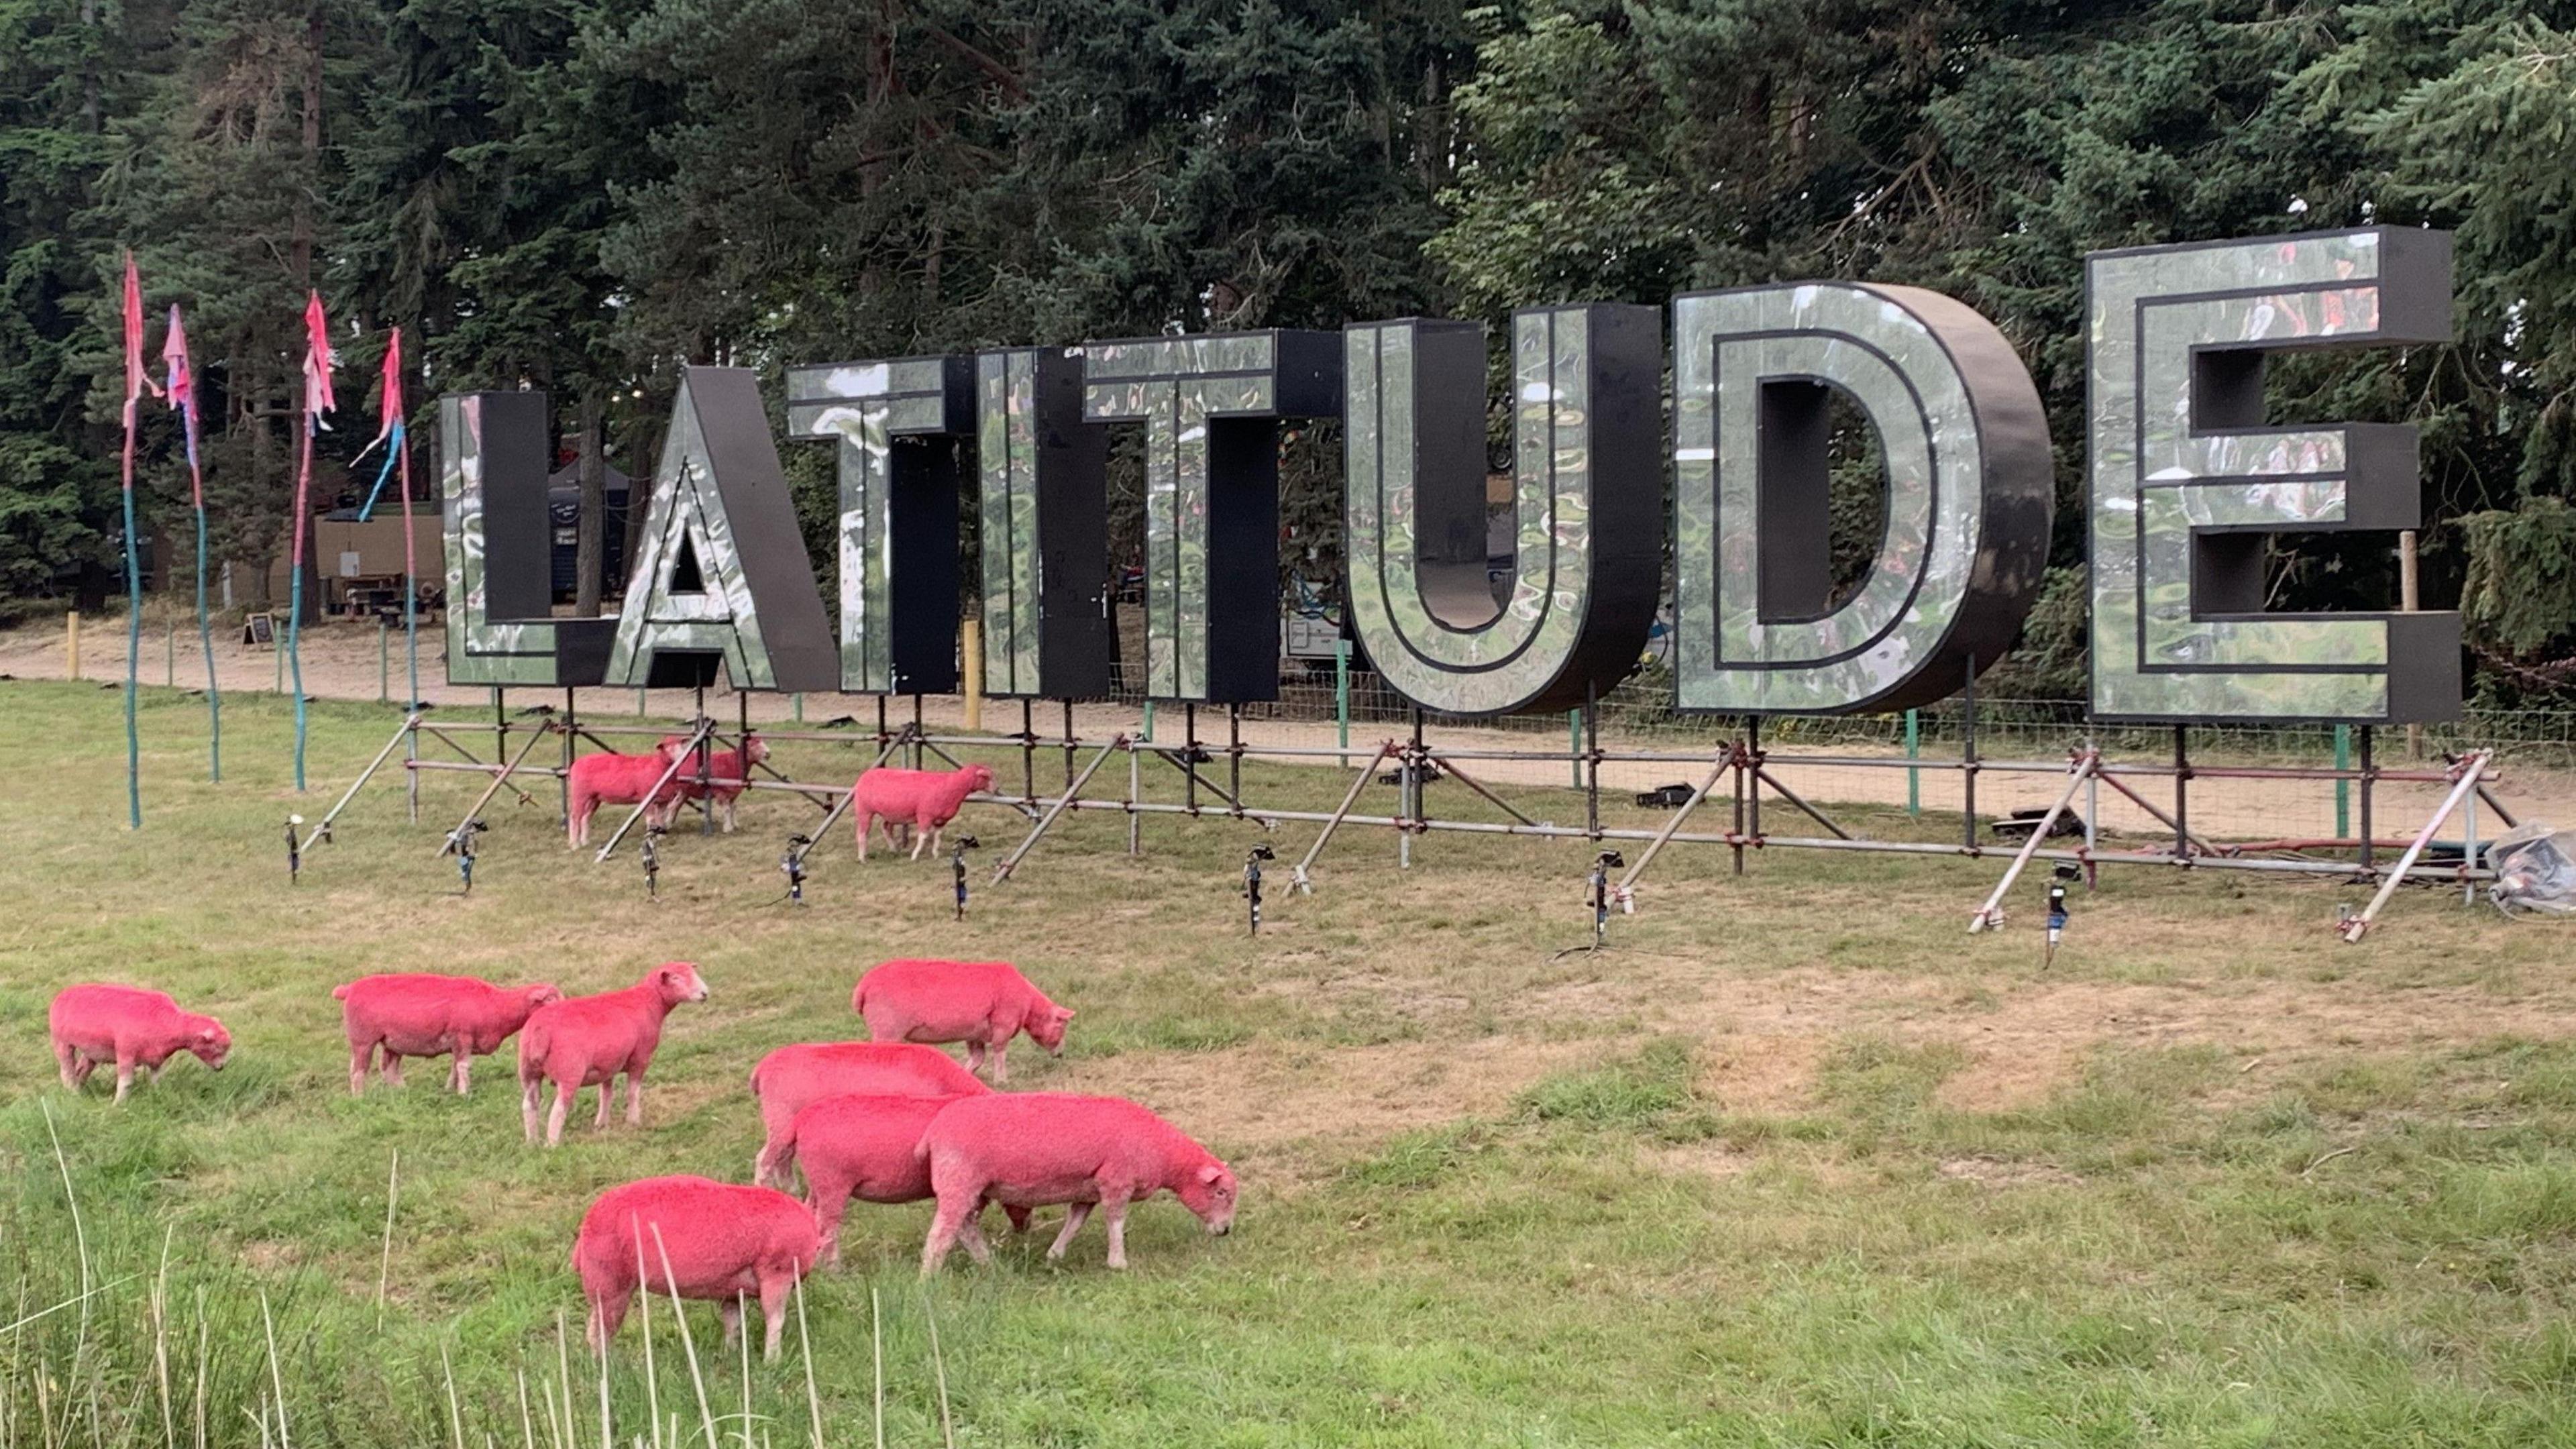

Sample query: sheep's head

[963,764,995,793]
[190,1018,232,1070]
[1030,1005,1075,1055]
[648,962,710,1004]
[522,983,564,1009]
[744,737,772,767]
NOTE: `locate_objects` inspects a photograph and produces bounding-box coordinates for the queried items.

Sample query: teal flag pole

[166,305,217,780]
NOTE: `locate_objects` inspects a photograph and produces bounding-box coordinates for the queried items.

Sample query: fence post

[961,619,984,733]
[378,616,390,703]
[166,623,176,687]
[2334,723,2352,839]
[1904,708,1921,818]
[1142,698,1155,743]
[1568,708,1582,789]
[66,610,80,680]
[1334,637,1350,767]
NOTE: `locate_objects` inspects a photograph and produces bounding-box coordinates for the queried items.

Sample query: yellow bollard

[961,619,984,733]
[66,610,80,681]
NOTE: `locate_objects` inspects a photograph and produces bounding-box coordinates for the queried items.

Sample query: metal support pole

[561,688,576,829]
[1228,705,1243,816]
[1063,700,1075,790]
[1128,736,1142,856]
[993,735,1126,883]
[1616,743,1737,898]
[2358,727,2377,875]
[2341,753,2488,942]
[1969,751,2096,931]
[1143,699,1155,743]
[1585,689,1601,842]
[301,712,421,854]
[1746,717,1763,853]
[2172,726,2190,861]
[1021,700,1036,807]
[1750,763,1852,840]
[1291,743,1394,892]
[1420,752,1541,828]
[2334,724,2352,839]
[696,683,714,835]
[1905,708,1921,817]
[1183,704,1197,815]
[2083,733,2099,857]
[1962,659,1979,851]
[378,617,388,702]
[441,720,555,857]
[416,727,538,805]
[592,718,714,863]
[1335,639,1351,766]
[494,688,508,792]
[1730,727,1747,877]
[1569,708,1582,790]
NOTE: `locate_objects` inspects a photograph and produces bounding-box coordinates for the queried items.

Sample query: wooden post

[2400,529,2422,759]
[961,619,984,733]
[66,610,80,680]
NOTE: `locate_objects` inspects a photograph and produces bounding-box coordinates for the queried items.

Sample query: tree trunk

[574,389,607,616]
[622,410,658,591]
[292,3,322,290]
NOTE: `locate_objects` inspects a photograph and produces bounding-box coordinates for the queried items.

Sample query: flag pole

[290,291,337,793]
[118,254,148,828]
[166,305,217,780]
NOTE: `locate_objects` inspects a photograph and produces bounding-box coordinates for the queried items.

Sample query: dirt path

[7,614,2565,843]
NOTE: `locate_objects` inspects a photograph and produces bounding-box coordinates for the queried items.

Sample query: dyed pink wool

[572,1175,820,1360]
[48,984,231,1102]
[517,963,708,1146]
[334,973,559,1096]
[747,1041,986,1187]
[655,734,771,832]
[849,764,994,861]
[853,958,1073,1083]
[916,1093,1236,1275]
[777,1093,1029,1263]
[565,743,686,847]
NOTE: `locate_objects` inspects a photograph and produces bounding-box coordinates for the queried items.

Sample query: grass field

[4,679,2575,1446]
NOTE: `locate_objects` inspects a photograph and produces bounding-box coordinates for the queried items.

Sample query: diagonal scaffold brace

[1967,747,2100,932]
[781,730,916,876]
[299,711,423,857]
[991,734,1129,883]
[441,716,560,857]
[590,717,716,864]
[2338,749,2493,943]
[1613,740,1747,900]
[1290,741,1397,894]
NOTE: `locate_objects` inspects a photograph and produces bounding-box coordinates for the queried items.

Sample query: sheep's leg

[592,1080,613,1130]
[113,1053,138,1104]
[347,1042,372,1096]
[855,810,871,862]
[588,1290,631,1356]
[1044,1203,1092,1260]
[545,1083,572,1147]
[910,819,930,861]
[625,1073,646,1127]
[757,1274,792,1362]
[55,1039,81,1090]
[382,1052,405,1087]
[965,1040,987,1077]
[957,1212,994,1266]
[451,1055,472,1095]
[521,1079,542,1142]
[919,1194,980,1277]
[1101,1189,1134,1270]
[989,1038,1010,1084]
[69,1053,96,1087]
[717,1297,742,1349]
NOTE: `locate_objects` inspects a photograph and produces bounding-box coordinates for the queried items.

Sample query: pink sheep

[566,741,692,847]
[572,1175,820,1360]
[48,984,231,1102]
[746,1041,987,1187]
[517,962,709,1146]
[656,734,772,833]
[849,763,995,861]
[773,1093,1029,1265]
[852,959,1073,1083]
[333,973,561,1096]
[916,1093,1236,1275]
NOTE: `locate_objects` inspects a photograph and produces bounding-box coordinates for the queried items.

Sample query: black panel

[1028,349,1116,700]
[1204,419,1283,703]
[1756,379,1833,623]
[682,366,841,692]
[888,434,961,695]
[479,390,554,623]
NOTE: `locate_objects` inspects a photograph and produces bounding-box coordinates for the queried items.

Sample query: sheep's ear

[1197,1164,1223,1185]
[197,1025,218,1044]
[1059,1008,1077,1021]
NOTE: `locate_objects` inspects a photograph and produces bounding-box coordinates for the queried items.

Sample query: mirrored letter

[437,390,612,685]
[1671,283,2054,713]
[2088,227,2459,722]
[606,366,837,691]
[977,347,1114,699]
[1344,306,1662,715]
[1081,331,1340,703]
[784,356,970,695]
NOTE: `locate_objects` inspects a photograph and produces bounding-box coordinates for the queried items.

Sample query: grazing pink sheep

[916,1093,1236,1275]
[572,1175,820,1360]
[48,984,231,1102]
[774,1093,1030,1265]
[517,963,709,1146]
[849,763,995,861]
[333,973,561,1096]
[746,1042,987,1187]
[656,734,772,833]
[566,742,688,847]
[853,959,1073,1083]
